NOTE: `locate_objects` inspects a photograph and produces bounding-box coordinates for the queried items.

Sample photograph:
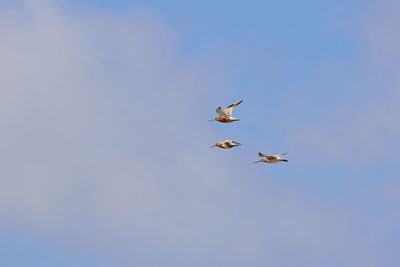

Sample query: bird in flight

[253,152,288,164]
[209,100,243,123]
[210,140,242,149]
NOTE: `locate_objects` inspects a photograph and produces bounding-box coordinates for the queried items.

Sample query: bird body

[254,152,288,164]
[210,100,242,123]
[214,116,239,123]
[210,140,241,149]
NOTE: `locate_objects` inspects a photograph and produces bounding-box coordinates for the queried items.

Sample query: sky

[0,0,399,266]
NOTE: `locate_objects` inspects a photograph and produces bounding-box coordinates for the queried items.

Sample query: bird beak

[210,145,216,148]
[208,119,214,122]
[282,159,288,162]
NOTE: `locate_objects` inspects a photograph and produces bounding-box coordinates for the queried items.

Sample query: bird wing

[224,100,242,116]
[224,141,232,146]
[215,107,229,118]
[258,152,267,158]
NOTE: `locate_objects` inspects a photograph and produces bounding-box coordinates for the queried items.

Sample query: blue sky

[1,0,399,266]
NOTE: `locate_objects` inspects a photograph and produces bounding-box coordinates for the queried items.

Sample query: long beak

[253,160,262,163]
[208,119,214,122]
[210,145,216,148]
[282,159,288,162]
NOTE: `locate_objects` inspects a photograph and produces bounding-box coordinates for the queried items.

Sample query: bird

[253,152,288,164]
[209,100,243,123]
[210,140,242,149]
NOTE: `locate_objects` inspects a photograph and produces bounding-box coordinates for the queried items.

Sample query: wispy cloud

[285,0,400,167]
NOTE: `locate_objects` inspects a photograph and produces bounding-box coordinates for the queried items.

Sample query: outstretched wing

[258,152,267,158]
[224,141,232,146]
[215,107,228,118]
[224,100,242,116]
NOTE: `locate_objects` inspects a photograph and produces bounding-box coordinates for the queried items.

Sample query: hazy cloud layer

[0,1,396,266]
[286,0,400,167]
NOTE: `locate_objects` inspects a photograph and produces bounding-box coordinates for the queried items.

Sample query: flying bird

[210,140,242,149]
[209,100,243,123]
[253,152,288,164]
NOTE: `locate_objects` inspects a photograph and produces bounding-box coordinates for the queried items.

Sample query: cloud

[284,0,400,167]
[0,1,393,266]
